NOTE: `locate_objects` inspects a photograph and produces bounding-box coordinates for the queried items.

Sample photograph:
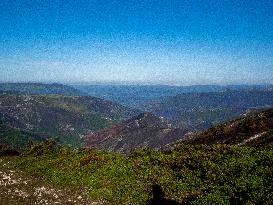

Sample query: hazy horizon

[0,80,272,87]
[1,0,273,84]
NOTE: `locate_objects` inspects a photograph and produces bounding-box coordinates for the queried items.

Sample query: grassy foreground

[2,141,273,205]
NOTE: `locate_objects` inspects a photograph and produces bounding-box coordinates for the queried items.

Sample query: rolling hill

[0,93,138,148]
[173,108,273,148]
[84,112,189,153]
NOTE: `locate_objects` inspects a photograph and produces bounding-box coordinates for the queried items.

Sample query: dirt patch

[0,158,105,205]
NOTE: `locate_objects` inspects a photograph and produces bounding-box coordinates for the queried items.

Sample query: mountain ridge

[143,89,273,130]
[0,83,86,96]
[172,108,273,148]
[0,93,139,148]
[84,112,189,153]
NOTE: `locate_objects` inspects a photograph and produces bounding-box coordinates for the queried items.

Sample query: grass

[5,140,273,205]
[0,156,98,205]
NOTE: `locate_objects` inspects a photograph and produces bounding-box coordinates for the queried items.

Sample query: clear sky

[0,0,273,85]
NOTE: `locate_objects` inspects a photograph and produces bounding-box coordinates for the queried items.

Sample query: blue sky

[0,0,273,85]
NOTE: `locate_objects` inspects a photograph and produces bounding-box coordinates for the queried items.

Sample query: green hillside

[186,108,273,148]
[0,93,137,148]
[0,123,45,150]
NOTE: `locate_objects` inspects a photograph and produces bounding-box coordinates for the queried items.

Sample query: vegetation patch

[11,141,273,205]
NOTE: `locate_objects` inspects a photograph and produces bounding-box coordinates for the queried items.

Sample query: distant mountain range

[1,82,273,152]
[0,83,86,96]
[72,84,273,107]
[72,84,273,131]
[142,90,273,130]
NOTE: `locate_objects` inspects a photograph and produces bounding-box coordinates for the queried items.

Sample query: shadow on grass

[147,185,182,205]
